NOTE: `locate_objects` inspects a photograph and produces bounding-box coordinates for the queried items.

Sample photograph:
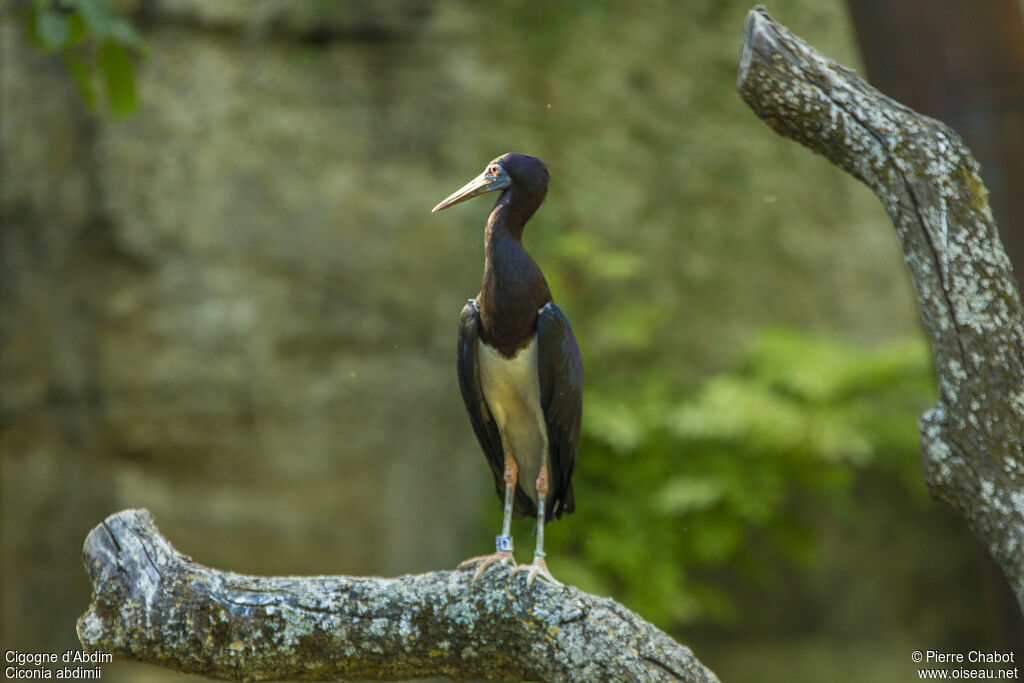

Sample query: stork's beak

[432,164,511,213]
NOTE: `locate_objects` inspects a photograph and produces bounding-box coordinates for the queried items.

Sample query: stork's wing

[536,302,583,519]
[457,300,508,503]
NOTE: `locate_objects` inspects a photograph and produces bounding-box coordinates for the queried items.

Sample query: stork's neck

[486,186,542,241]
[478,190,552,357]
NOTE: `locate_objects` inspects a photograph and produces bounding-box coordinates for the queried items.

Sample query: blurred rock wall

[1,1,489,665]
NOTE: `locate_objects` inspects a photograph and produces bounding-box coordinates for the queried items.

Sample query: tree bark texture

[76,509,719,682]
[737,6,1024,609]
[846,0,1024,294]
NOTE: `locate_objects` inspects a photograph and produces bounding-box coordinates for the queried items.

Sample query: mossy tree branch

[737,6,1024,609]
[76,509,719,682]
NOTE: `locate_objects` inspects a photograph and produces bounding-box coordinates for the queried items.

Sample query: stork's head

[432,153,548,214]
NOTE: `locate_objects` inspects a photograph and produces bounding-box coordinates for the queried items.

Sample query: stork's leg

[511,463,561,586]
[458,456,518,580]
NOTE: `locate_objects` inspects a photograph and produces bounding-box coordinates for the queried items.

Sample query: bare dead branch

[76,509,719,682]
[737,5,1024,609]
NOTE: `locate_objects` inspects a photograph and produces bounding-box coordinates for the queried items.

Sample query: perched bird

[432,153,583,586]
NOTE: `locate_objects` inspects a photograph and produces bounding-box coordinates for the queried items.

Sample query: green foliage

[22,0,143,116]
[542,328,935,628]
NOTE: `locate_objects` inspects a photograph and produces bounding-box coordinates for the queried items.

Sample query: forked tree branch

[76,509,719,682]
[737,6,1024,609]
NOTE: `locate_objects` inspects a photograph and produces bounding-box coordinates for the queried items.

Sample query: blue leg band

[495,535,514,552]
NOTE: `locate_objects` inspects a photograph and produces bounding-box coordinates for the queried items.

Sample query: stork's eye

[488,165,500,176]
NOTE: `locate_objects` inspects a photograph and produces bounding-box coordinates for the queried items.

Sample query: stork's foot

[458,551,515,581]
[511,554,562,587]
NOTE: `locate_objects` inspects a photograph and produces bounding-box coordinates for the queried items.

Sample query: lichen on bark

[77,509,719,682]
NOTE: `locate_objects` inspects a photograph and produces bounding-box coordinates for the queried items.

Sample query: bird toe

[458,550,515,581]
[512,556,562,587]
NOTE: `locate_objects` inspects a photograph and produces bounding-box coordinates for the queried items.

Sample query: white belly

[477,337,548,504]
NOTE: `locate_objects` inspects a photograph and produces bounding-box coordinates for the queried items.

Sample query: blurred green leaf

[67,13,88,46]
[667,375,807,449]
[75,0,116,37]
[36,8,72,50]
[63,52,96,109]
[552,231,643,282]
[582,392,650,453]
[109,15,144,49]
[689,515,743,564]
[654,476,727,515]
[20,0,142,116]
[97,39,136,116]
